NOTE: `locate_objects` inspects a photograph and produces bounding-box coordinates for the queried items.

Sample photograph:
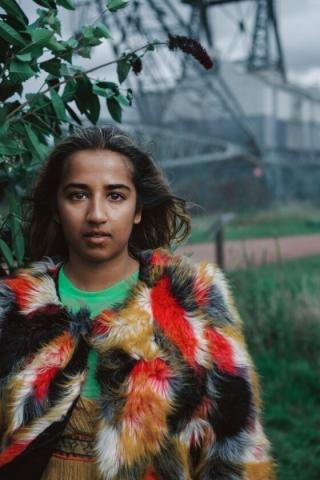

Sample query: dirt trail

[177,234,320,270]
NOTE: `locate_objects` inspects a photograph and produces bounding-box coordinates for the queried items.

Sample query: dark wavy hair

[25,126,191,261]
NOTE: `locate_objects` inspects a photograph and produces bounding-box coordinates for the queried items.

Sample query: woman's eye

[109,192,124,201]
[69,191,87,200]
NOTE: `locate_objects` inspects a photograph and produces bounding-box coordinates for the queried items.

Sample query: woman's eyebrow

[107,183,131,191]
[62,182,131,191]
[62,183,86,191]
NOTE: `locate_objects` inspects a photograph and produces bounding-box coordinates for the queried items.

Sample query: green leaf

[47,37,67,53]
[92,83,115,97]
[9,214,24,266]
[16,53,32,62]
[31,27,54,45]
[40,58,61,77]
[56,0,75,10]
[126,88,133,105]
[0,239,15,269]
[0,80,22,102]
[21,27,54,53]
[81,25,95,40]
[7,188,21,217]
[115,92,131,107]
[65,104,82,125]
[0,20,25,47]
[9,59,35,82]
[0,0,29,26]
[33,0,56,8]
[35,9,61,34]
[96,81,118,91]
[94,22,112,39]
[62,78,77,101]
[50,88,68,122]
[60,63,82,77]
[107,0,130,13]
[117,58,131,83]
[85,95,100,124]
[107,97,122,123]
[41,58,61,76]
[63,37,78,49]
[24,123,48,160]
[0,107,9,137]
[77,46,91,58]
[0,139,26,156]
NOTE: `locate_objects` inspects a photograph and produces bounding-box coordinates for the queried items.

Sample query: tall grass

[228,256,320,480]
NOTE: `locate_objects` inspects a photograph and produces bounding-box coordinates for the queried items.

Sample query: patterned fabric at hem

[41,395,103,479]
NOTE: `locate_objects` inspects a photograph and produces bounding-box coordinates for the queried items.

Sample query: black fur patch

[116,462,147,480]
[208,369,252,440]
[167,365,206,434]
[201,455,243,480]
[0,305,70,379]
[153,437,186,480]
[204,284,235,325]
[153,324,206,434]
[165,265,199,312]
[136,249,154,287]
[97,348,137,421]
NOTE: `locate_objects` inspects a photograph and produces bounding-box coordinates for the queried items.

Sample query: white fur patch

[227,334,252,368]
[20,274,61,315]
[185,312,211,368]
[96,424,121,479]
[136,284,153,316]
[11,370,37,432]
[179,418,214,447]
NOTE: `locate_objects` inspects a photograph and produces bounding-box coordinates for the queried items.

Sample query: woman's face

[55,149,141,265]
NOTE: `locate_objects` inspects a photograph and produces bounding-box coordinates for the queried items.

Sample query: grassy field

[188,204,320,244]
[228,255,320,480]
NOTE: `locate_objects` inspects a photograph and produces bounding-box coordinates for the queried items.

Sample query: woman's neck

[63,251,139,292]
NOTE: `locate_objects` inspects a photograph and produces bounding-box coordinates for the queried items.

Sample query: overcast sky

[15,0,320,89]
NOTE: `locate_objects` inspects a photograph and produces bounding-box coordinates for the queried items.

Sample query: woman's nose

[86,198,108,223]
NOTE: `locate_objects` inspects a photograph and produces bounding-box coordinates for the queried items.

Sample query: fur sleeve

[193,261,276,480]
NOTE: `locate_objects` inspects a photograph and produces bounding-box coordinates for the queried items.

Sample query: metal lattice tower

[247,0,286,80]
[72,0,287,166]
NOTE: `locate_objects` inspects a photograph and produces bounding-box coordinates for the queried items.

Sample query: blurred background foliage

[229,255,320,480]
[0,0,164,273]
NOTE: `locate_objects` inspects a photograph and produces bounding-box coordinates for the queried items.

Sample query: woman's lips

[83,233,111,245]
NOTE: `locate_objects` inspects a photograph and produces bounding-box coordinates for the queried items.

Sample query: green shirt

[57,264,139,400]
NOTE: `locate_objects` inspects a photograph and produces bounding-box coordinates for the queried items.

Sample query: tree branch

[7,41,166,121]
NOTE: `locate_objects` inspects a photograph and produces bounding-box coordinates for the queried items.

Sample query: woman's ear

[134,210,142,225]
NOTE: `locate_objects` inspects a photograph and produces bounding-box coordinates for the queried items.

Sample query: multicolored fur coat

[0,248,275,479]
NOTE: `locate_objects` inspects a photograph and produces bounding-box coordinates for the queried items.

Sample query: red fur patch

[91,310,114,336]
[4,277,35,310]
[34,366,59,401]
[26,304,66,320]
[205,327,236,375]
[193,277,209,307]
[144,467,158,480]
[33,333,73,401]
[130,358,171,385]
[50,265,61,280]
[151,276,197,368]
[0,440,29,466]
[151,250,171,267]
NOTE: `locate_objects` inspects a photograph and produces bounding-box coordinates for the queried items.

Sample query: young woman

[0,126,275,480]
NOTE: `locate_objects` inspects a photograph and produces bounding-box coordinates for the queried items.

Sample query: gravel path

[177,234,320,270]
